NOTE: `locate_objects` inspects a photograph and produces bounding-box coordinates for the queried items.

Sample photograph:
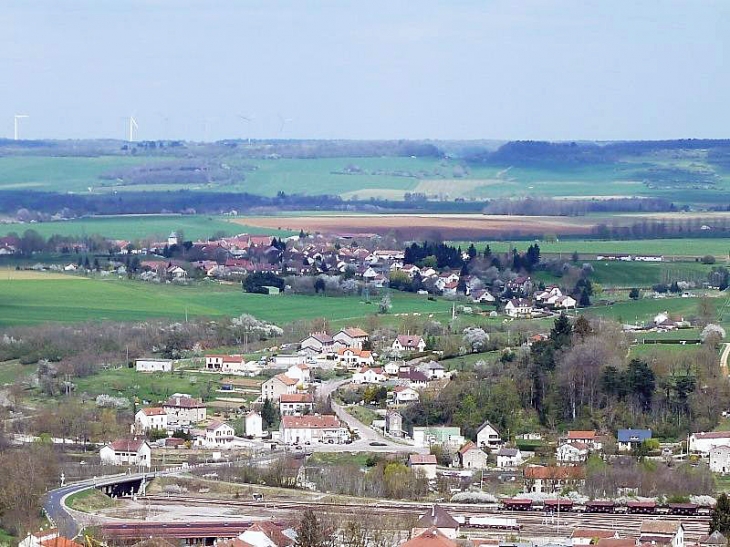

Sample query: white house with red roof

[566,430,602,450]
[204,421,235,447]
[279,393,315,416]
[339,347,374,368]
[99,439,151,467]
[352,366,386,384]
[205,354,245,373]
[392,335,426,353]
[690,431,730,454]
[134,407,168,433]
[261,373,298,402]
[408,453,438,479]
[284,363,311,385]
[280,415,347,445]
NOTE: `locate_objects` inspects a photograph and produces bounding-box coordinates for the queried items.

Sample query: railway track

[142,495,711,540]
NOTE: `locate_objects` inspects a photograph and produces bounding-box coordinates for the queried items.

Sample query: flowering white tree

[701,323,726,344]
[463,327,489,352]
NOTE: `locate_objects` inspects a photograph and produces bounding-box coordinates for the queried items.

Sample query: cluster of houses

[690,430,730,473]
[100,393,264,467]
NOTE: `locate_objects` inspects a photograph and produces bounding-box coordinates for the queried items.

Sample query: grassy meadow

[0,214,293,240]
[0,275,455,327]
[460,238,730,259]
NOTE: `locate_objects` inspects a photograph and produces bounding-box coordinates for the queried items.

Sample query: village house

[413,505,460,539]
[384,361,401,376]
[418,360,446,380]
[162,395,206,425]
[504,298,534,318]
[261,373,298,402]
[553,295,578,310]
[392,335,427,353]
[352,366,386,384]
[557,442,589,464]
[99,439,151,468]
[698,531,728,547]
[690,431,730,454]
[523,465,585,494]
[566,430,602,450]
[458,441,488,469]
[471,289,496,304]
[408,453,438,479]
[205,354,245,373]
[496,447,523,468]
[476,421,502,449]
[245,411,264,438]
[134,407,168,433]
[397,368,429,389]
[639,520,684,547]
[279,393,315,416]
[332,327,369,350]
[238,521,296,547]
[299,332,335,355]
[284,363,311,385]
[534,285,562,303]
[338,347,375,368]
[19,530,83,547]
[412,426,465,449]
[279,415,347,445]
[204,421,235,447]
[710,445,730,473]
[135,358,174,373]
[617,428,652,451]
[393,385,420,405]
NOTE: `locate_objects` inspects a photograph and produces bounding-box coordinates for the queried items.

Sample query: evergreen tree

[261,398,277,429]
[483,245,492,258]
[549,314,573,350]
[629,288,640,300]
[579,287,591,307]
[467,243,477,259]
[710,493,730,535]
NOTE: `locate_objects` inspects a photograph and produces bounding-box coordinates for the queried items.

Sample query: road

[315,379,426,453]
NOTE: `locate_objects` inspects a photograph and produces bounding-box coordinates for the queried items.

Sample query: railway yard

[101,494,712,543]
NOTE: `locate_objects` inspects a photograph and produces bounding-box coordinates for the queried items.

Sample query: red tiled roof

[396,335,424,347]
[141,407,166,416]
[692,431,730,440]
[281,415,341,429]
[596,539,638,547]
[272,373,298,386]
[245,522,294,547]
[40,538,83,547]
[108,439,148,453]
[409,454,437,465]
[572,529,619,539]
[568,430,596,439]
[401,528,457,547]
[280,393,314,403]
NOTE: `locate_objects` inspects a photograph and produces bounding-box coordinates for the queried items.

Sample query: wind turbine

[278,114,293,135]
[237,113,254,144]
[14,115,29,140]
[128,116,138,142]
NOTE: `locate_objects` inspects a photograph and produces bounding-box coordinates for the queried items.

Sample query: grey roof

[497,448,519,457]
[699,531,727,545]
[416,504,459,529]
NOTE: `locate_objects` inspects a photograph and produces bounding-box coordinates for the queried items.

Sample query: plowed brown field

[234,214,598,239]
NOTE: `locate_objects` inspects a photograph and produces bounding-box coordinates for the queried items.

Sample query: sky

[0,0,727,142]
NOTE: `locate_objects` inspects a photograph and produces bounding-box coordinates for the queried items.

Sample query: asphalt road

[315,378,426,453]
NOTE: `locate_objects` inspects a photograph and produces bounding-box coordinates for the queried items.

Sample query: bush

[701,255,716,264]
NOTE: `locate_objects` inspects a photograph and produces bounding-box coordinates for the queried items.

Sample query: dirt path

[720,343,730,377]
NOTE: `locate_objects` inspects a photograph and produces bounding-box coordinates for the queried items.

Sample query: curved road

[316,379,426,453]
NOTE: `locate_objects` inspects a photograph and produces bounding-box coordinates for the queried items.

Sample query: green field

[584,296,711,324]
[457,238,730,258]
[0,277,455,327]
[1,153,729,203]
[0,214,293,240]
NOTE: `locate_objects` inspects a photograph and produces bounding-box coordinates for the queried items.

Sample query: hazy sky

[1,1,727,141]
